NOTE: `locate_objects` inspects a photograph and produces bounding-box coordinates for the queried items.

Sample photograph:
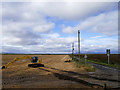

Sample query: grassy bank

[69,55,95,72]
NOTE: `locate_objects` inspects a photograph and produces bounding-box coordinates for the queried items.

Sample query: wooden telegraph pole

[78,30,80,63]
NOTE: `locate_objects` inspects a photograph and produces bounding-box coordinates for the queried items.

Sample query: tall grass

[69,55,96,72]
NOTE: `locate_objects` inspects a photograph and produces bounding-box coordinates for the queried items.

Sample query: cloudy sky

[1,1,118,54]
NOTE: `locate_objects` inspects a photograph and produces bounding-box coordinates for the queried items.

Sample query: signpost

[84,54,87,64]
[106,49,110,64]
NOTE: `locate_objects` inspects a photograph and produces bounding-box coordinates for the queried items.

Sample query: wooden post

[78,30,80,63]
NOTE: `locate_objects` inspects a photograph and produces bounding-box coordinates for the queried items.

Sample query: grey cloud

[3,2,116,21]
[62,11,118,36]
[35,2,117,21]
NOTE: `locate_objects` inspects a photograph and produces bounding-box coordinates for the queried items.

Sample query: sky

[1,1,119,54]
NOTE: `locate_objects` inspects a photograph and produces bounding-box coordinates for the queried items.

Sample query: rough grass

[74,54,120,69]
[74,54,119,64]
[87,59,120,68]
[74,59,95,72]
[70,55,96,72]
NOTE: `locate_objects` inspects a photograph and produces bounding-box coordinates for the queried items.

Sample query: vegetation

[69,55,96,72]
[87,59,120,68]
[74,54,120,68]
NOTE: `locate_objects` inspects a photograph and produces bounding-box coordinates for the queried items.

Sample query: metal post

[108,54,110,64]
[78,30,80,63]
[106,49,110,64]
[85,54,86,64]
[84,54,87,64]
[72,43,74,61]
[85,58,86,64]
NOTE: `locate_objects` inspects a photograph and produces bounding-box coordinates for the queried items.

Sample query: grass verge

[69,55,96,72]
[73,54,120,68]
[87,59,120,69]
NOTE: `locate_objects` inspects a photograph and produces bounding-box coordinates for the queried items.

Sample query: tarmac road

[74,56,120,75]
[89,62,120,88]
[89,62,120,75]
[73,56,120,88]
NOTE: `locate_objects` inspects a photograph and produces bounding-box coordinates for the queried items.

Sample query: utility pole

[72,43,74,61]
[78,30,80,63]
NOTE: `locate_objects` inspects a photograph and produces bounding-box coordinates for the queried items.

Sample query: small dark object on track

[28,64,44,68]
[2,66,6,69]
[64,60,71,62]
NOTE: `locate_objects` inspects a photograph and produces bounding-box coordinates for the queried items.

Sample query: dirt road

[2,55,91,88]
[3,55,117,89]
